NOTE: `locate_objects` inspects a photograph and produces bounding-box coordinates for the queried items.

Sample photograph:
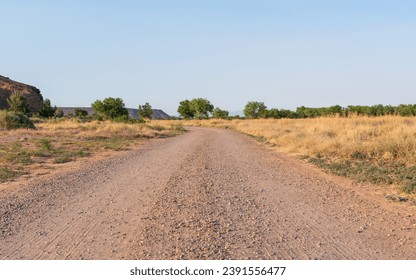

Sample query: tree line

[1,93,156,128]
[295,104,416,118]
[89,97,416,120]
[4,91,416,123]
[177,99,416,119]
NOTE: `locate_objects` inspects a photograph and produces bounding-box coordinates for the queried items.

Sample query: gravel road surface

[1,127,415,259]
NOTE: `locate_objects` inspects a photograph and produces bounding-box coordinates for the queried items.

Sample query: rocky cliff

[0,75,43,113]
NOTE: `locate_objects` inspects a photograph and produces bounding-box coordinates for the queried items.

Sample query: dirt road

[1,127,415,259]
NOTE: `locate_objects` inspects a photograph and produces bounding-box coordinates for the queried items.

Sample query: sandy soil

[0,127,415,259]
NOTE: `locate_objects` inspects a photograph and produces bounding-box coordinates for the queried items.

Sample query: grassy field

[0,119,184,183]
[154,116,416,197]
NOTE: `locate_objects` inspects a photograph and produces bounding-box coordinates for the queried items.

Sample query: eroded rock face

[0,75,43,113]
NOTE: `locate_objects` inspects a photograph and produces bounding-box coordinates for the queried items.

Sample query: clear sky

[1,0,415,115]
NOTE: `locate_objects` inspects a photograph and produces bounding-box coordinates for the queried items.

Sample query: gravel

[1,127,415,259]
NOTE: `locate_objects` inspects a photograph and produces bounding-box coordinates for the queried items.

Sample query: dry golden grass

[156,116,416,195]
[177,116,416,165]
[0,119,184,182]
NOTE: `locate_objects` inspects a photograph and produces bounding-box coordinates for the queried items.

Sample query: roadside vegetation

[0,118,184,183]
[174,99,416,197]
[0,94,187,183]
[161,116,416,197]
[0,110,35,130]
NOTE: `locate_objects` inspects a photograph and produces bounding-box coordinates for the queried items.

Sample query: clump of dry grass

[182,116,416,194]
[184,116,416,164]
[0,119,184,182]
[36,119,180,138]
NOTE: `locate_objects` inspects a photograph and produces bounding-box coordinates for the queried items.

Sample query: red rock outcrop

[0,75,43,113]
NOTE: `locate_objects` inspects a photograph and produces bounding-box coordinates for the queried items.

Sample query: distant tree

[325,105,342,116]
[7,91,29,115]
[370,104,386,116]
[296,105,342,118]
[296,106,307,118]
[383,105,396,115]
[265,108,281,119]
[177,99,194,119]
[397,104,416,116]
[243,101,267,119]
[91,97,128,120]
[37,99,57,118]
[279,109,298,119]
[189,98,214,119]
[138,102,153,119]
[347,105,375,116]
[212,107,229,119]
[75,108,89,118]
[177,98,214,119]
[54,107,64,118]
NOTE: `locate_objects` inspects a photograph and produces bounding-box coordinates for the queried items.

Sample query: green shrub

[54,156,72,164]
[170,123,185,133]
[0,111,35,130]
[37,99,57,118]
[7,91,29,115]
[37,139,53,151]
[0,166,20,182]
[75,108,89,118]
[2,143,32,165]
[32,139,55,157]
[112,115,129,123]
[149,124,166,131]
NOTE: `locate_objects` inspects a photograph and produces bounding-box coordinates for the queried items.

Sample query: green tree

[297,105,342,118]
[37,99,57,118]
[189,98,214,119]
[279,109,298,118]
[212,107,229,119]
[91,97,129,120]
[138,102,153,119]
[177,99,194,119]
[243,101,267,119]
[75,108,89,118]
[383,105,395,115]
[296,106,307,118]
[177,98,214,119]
[328,105,343,116]
[397,104,416,116]
[7,91,29,115]
[266,108,281,118]
[370,104,386,116]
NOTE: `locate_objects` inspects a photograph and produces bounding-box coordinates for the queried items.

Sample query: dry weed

[0,119,184,182]
[178,116,416,195]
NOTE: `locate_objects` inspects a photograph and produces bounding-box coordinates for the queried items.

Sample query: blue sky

[1,0,415,115]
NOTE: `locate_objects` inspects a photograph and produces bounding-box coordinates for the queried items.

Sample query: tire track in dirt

[135,128,416,259]
[136,132,285,259]
[0,132,198,259]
